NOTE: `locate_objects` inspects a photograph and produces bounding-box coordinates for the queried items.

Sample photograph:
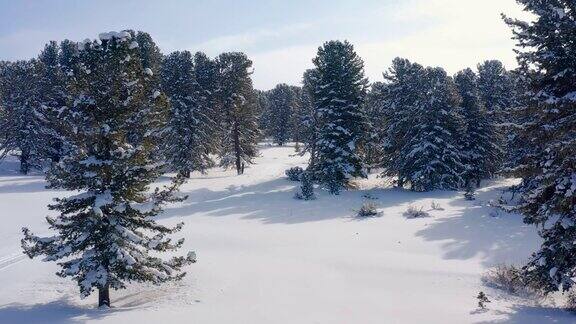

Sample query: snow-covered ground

[0,144,574,323]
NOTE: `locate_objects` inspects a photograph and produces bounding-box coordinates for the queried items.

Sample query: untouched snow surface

[0,144,574,323]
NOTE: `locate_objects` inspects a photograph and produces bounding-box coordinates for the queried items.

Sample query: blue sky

[0,0,526,89]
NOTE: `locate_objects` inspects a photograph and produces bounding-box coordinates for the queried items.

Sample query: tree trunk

[20,151,29,175]
[181,169,191,178]
[476,178,481,188]
[233,122,242,175]
[98,284,110,308]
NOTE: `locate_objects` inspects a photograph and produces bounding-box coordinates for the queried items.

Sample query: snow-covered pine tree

[477,60,514,123]
[454,68,503,187]
[288,86,304,149]
[255,89,271,136]
[21,31,195,308]
[380,58,426,187]
[134,31,163,78]
[295,171,315,200]
[194,51,222,152]
[400,67,466,192]
[363,81,388,172]
[268,83,296,146]
[161,51,215,177]
[37,41,69,163]
[309,40,369,194]
[299,68,321,171]
[216,52,260,175]
[0,59,50,174]
[503,1,576,293]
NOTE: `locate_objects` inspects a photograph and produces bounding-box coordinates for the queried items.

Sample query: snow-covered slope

[0,144,573,323]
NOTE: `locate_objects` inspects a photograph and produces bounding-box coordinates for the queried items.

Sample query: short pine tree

[295,171,315,200]
[21,32,195,308]
[477,291,490,309]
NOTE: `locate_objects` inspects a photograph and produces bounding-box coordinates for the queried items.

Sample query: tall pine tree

[268,83,296,146]
[309,41,368,194]
[504,1,576,293]
[454,68,503,187]
[21,31,195,307]
[162,51,216,177]
[0,59,49,174]
[216,52,260,175]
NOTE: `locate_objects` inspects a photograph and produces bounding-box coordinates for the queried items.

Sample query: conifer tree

[382,60,465,191]
[454,68,503,187]
[37,41,68,163]
[288,86,304,149]
[363,81,388,172]
[477,60,514,122]
[268,83,296,146]
[162,51,215,177]
[0,59,49,174]
[504,1,576,293]
[300,68,321,170]
[194,51,222,148]
[309,41,368,194]
[380,58,426,187]
[216,52,260,175]
[403,67,465,192]
[295,171,315,200]
[21,31,195,307]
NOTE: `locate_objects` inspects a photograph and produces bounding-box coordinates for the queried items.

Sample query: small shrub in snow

[356,201,381,218]
[403,205,430,218]
[285,166,304,181]
[481,264,545,298]
[294,171,315,200]
[430,201,444,210]
[476,291,490,309]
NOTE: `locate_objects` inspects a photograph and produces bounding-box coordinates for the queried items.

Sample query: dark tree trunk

[233,122,242,175]
[476,178,481,188]
[181,169,191,178]
[20,151,29,175]
[98,284,110,308]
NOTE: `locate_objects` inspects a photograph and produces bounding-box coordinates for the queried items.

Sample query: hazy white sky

[0,0,527,89]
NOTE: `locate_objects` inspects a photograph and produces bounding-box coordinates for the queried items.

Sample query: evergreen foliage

[295,171,315,200]
[309,40,369,194]
[0,59,50,174]
[161,51,216,177]
[216,52,260,175]
[504,1,576,293]
[454,68,503,187]
[268,83,296,146]
[21,32,195,307]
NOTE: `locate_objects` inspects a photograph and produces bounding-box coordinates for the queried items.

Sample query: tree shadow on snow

[475,305,575,323]
[415,181,540,267]
[161,177,455,225]
[0,298,129,324]
[0,176,49,194]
